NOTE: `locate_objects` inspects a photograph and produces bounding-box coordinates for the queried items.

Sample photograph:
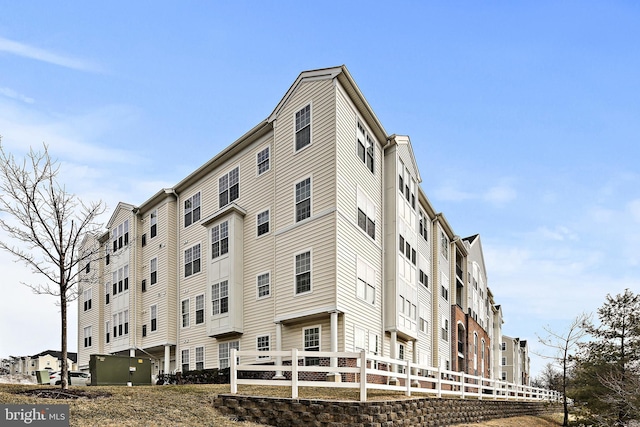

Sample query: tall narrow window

[83,326,92,348]
[295,104,311,151]
[105,283,110,304]
[295,177,311,222]
[295,251,311,294]
[184,244,201,277]
[303,327,320,366]
[211,221,229,259]
[83,289,92,311]
[211,281,229,315]
[184,192,201,227]
[257,335,270,359]
[150,258,157,285]
[124,265,129,290]
[195,294,205,324]
[257,147,270,175]
[181,349,190,372]
[150,305,157,332]
[219,167,240,208]
[219,341,239,369]
[257,210,269,236]
[441,231,449,260]
[181,299,190,328]
[357,189,376,239]
[195,347,204,370]
[150,210,157,238]
[105,321,110,344]
[257,272,270,298]
[356,259,375,305]
[356,120,374,173]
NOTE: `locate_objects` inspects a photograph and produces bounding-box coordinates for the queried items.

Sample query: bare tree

[0,139,105,389]
[537,312,591,426]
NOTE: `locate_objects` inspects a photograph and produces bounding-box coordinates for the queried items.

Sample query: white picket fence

[229,349,561,403]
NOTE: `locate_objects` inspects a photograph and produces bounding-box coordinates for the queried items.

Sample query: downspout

[380,137,392,360]
[132,207,139,358]
[171,189,179,373]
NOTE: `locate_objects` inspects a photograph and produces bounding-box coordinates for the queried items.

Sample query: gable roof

[31,350,77,363]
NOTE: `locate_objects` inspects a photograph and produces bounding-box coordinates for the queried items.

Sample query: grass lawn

[0,383,563,426]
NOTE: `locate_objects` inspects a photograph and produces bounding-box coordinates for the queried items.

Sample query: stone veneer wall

[216,394,561,427]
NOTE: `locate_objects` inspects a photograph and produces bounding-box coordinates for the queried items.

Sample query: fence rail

[229,349,561,403]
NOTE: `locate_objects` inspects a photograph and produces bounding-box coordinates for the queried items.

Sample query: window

[354,327,366,352]
[124,265,129,291]
[184,192,201,227]
[113,310,129,338]
[211,281,229,315]
[257,146,270,175]
[112,271,117,295]
[441,318,449,341]
[441,231,449,260]
[150,258,158,285]
[295,251,311,294]
[142,325,147,337]
[257,272,270,298]
[181,299,190,328]
[181,349,190,372]
[502,372,507,381]
[419,270,428,288]
[356,259,375,305]
[85,262,90,274]
[83,288,92,311]
[420,317,428,333]
[502,357,507,366]
[219,167,239,208]
[295,177,311,222]
[150,305,157,332]
[356,120,374,172]
[257,210,269,236]
[257,335,270,359]
[195,294,205,324]
[141,234,146,247]
[105,321,110,344]
[184,244,201,277]
[357,189,376,239]
[419,211,428,241]
[398,343,405,360]
[211,221,229,259]
[112,220,129,252]
[501,342,506,351]
[303,327,320,366]
[295,104,311,151]
[195,347,204,370]
[150,210,157,238]
[399,235,404,253]
[141,279,147,292]
[441,285,449,301]
[219,341,239,369]
[83,326,92,348]
[369,332,379,355]
[105,283,110,305]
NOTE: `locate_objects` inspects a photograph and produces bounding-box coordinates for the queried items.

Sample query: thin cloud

[0,87,34,104]
[434,179,517,206]
[0,36,102,72]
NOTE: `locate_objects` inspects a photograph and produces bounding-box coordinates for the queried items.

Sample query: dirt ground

[0,382,564,427]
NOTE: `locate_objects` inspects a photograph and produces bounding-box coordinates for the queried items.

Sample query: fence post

[291,348,298,399]
[460,372,465,399]
[360,350,367,402]
[230,348,237,394]
[437,366,442,398]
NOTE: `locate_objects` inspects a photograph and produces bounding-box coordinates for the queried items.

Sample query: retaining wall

[216,394,560,426]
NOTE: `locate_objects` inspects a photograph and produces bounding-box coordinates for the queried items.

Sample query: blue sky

[1,2,638,378]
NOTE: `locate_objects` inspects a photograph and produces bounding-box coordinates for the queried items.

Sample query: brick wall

[216,394,561,426]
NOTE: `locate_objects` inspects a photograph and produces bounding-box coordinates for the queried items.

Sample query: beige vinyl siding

[273,79,336,231]
[273,213,336,319]
[280,317,331,356]
[77,235,102,368]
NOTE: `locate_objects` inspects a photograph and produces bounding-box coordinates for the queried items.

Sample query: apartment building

[8,350,77,376]
[501,335,530,385]
[77,65,505,379]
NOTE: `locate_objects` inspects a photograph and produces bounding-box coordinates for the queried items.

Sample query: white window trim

[184,192,201,228]
[218,166,240,209]
[195,346,205,370]
[293,102,313,153]
[150,304,158,333]
[356,257,376,305]
[302,325,321,364]
[181,348,190,372]
[181,298,190,329]
[195,293,205,325]
[256,334,271,360]
[256,271,271,300]
[256,145,271,176]
[293,248,313,296]
[256,208,270,238]
[293,175,312,224]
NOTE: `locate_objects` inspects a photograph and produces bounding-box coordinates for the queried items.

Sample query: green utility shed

[90,354,152,386]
